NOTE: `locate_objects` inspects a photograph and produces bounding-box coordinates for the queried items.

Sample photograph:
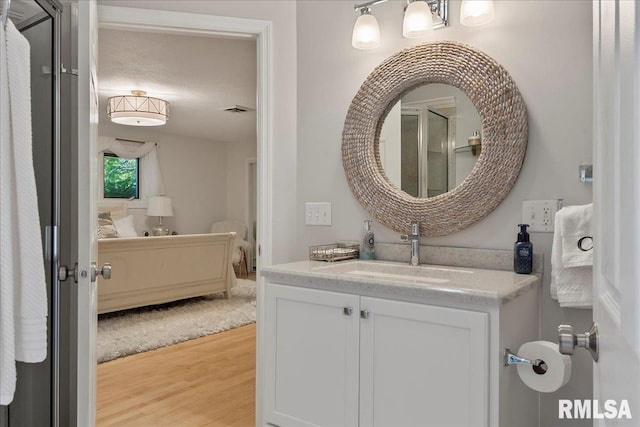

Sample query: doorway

[93,5,268,425]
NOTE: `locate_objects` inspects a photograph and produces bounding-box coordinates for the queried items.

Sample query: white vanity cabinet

[264,283,490,427]
[359,296,489,427]
[264,283,360,427]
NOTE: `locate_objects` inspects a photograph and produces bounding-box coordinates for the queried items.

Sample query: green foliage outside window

[103,154,139,199]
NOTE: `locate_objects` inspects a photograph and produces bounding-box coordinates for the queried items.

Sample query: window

[103,153,139,199]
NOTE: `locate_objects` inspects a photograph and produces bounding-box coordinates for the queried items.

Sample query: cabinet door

[264,283,360,427]
[359,297,489,427]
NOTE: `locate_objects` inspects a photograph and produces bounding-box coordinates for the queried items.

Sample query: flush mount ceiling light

[460,0,495,26]
[352,0,448,50]
[107,90,169,126]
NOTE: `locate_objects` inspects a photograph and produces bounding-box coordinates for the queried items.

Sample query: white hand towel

[0,20,48,406]
[550,204,593,308]
[560,204,593,267]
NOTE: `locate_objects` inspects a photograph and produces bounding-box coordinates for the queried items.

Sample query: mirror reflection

[379,84,482,198]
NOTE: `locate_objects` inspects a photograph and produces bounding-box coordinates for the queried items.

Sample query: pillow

[98,203,128,220]
[113,215,138,238]
[98,212,119,239]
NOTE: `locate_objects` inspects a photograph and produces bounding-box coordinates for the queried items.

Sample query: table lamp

[146,195,174,236]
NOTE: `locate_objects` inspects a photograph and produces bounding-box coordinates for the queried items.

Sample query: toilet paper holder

[503,349,549,374]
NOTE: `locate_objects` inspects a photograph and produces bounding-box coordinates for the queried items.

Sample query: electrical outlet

[522,200,558,232]
[542,206,552,227]
[305,202,332,226]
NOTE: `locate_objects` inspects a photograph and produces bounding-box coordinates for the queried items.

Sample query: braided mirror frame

[342,41,528,236]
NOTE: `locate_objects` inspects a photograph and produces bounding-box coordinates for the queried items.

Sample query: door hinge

[61,63,78,76]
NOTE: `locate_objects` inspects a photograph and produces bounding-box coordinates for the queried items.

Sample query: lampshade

[352,9,380,50]
[107,90,169,126]
[403,0,433,38]
[146,196,174,217]
[460,0,495,26]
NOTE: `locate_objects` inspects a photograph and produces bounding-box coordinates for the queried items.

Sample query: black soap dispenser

[514,224,533,274]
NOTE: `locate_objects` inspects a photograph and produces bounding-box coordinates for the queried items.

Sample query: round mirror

[379,84,481,198]
[342,41,528,236]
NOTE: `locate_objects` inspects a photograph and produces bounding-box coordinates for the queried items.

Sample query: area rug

[97,279,256,363]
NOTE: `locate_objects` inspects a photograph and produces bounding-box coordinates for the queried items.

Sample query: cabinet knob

[343,306,353,316]
[360,309,370,319]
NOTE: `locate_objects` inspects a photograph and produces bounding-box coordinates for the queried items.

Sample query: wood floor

[97,323,256,427]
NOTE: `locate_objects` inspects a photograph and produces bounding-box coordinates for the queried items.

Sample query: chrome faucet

[400,221,420,266]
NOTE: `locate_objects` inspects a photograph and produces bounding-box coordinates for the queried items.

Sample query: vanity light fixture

[352,0,448,49]
[352,7,381,49]
[460,0,495,26]
[403,0,434,38]
[107,90,169,126]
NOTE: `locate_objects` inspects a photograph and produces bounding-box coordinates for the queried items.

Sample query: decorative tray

[309,243,359,262]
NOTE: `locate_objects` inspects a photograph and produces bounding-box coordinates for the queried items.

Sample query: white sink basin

[315,261,474,286]
[344,269,449,284]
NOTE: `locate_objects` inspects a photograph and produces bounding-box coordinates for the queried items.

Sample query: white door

[74,0,99,425]
[264,283,360,427]
[359,297,488,427]
[593,0,640,423]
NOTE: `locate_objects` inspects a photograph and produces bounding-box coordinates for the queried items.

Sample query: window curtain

[98,136,165,197]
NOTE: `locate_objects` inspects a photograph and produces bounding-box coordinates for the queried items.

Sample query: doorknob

[91,262,112,282]
[58,262,78,283]
[558,322,599,362]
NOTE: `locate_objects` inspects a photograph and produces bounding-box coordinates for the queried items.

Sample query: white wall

[98,123,231,235]
[98,0,298,264]
[226,140,258,223]
[296,1,593,425]
[158,134,228,235]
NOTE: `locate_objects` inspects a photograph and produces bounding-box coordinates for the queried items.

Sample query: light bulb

[460,0,495,26]
[403,1,433,38]
[352,10,381,49]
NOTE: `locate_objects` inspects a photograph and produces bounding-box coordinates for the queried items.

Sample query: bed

[97,233,235,314]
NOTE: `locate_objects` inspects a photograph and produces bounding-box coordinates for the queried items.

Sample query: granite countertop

[262,259,541,307]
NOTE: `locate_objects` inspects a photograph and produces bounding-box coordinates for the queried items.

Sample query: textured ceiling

[98,28,257,143]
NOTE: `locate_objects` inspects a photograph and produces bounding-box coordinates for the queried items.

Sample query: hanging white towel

[0,20,48,406]
[0,16,16,406]
[98,136,166,196]
[550,204,593,308]
[560,204,593,268]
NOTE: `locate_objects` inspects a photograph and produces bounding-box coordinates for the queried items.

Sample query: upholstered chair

[210,219,252,276]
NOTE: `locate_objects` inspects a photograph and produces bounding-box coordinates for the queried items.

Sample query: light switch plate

[522,200,558,232]
[305,202,332,226]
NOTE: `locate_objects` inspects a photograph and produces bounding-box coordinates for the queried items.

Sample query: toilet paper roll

[516,341,572,393]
